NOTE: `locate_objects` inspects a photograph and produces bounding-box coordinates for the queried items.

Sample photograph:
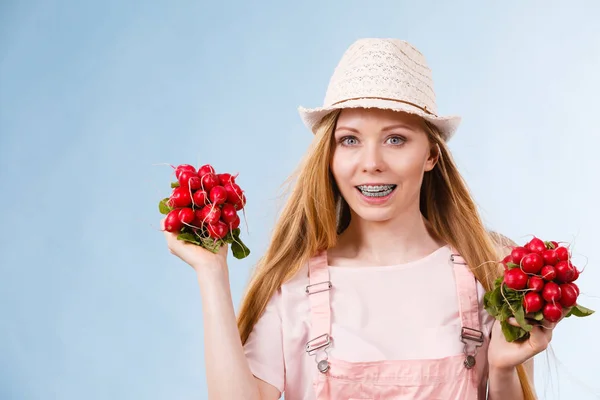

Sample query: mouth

[355,184,397,198]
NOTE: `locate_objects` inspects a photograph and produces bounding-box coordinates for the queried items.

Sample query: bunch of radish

[484,237,594,342]
[159,163,250,259]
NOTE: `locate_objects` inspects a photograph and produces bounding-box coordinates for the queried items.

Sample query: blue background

[1,1,599,399]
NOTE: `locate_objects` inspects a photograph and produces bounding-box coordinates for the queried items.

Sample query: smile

[356,184,397,197]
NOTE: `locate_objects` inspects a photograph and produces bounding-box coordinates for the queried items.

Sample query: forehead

[335,108,424,132]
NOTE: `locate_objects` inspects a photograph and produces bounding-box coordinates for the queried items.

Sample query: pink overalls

[304,249,490,399]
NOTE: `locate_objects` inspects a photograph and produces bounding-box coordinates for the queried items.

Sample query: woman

[164,39,555,399]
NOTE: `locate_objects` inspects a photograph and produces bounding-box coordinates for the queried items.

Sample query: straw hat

[298,38,461,141]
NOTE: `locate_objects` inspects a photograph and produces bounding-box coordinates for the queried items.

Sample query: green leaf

[570,304,595,317]
[177,232,201,246]
[483,290,499,318]
[564,308,574,318]
[231,241,250,259]
[499,302,513,321]
[513,303,533,332]
[493,276,504,288]
[159,198,172,215]
[199,236,221,254]
[484,286,504,318]
[533,311,544,321]
[223,229,236,244]
[506,262,520,269]
[171,181,180,188]
[230,229,250,259]
[501,320,530,342]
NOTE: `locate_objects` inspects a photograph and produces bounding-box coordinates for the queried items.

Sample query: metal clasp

[450,253,467,265]
[305,281,332,295]
[460,327,484,369]
[306,334,332,374]
[305,333,331,355]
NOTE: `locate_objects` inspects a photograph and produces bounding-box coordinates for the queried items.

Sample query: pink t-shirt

[243,245,495,399]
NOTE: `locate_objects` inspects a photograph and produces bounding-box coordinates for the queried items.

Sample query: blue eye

[340,136,359,146]
[387,136,405,145]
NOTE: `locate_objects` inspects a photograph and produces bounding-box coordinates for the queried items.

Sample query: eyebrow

[335,123,416,134]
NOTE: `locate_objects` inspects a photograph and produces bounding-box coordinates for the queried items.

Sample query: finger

[507,317,520,327]
[529,324,553,351]
[538,318,557,330]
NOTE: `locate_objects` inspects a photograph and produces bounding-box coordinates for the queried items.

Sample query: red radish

[526,237,546,255]
[164,209,183,233]
[178,208,195,225]
[568,282,580,296]
[175,164,196,180]
[511,247,528,265]
[502,254,513,270]
[504,268,528,290]
[572,267,580,281]
[528,276,545,292]
[523,292,544,313]
[210,185,228,205]
[559,284,578,307]
[217,173,236,186]
[542,282,562,302]
[229,214,241,230]
[192,210,205,227]
[201,173,219,192]
[541,265,557,281]
[234,193,247,210]
[198,206,221,225]
[220,203,238,224]
[555,260,575,283]
[178,170,201,190]
[207,220,229,239]
[198,164,216,178]
[224,182,243,203]
[192,190,208,207]
[543,303,563,323]
[521,253,544,274]
[169,187,192,208]
[542,249,559,266]
[556,246,570,261]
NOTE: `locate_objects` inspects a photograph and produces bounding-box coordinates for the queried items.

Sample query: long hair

[236,110,535,399]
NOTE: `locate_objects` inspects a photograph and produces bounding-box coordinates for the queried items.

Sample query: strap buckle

[450,253,467,265]
[460,327,484,345]
[305,281,332,295]
[305,333,331,355]
[460,327,484,369]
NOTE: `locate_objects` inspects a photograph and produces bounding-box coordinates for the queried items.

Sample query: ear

[424,143,440,172]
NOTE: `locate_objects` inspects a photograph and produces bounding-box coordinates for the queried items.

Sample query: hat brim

[298,98,461,141]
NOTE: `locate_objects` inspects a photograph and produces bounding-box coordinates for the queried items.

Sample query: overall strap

[450,250,485,370]
[305,250,332,373]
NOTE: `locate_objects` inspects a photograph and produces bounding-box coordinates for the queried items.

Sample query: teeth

[357,184,395,192]
[357,185,396,197]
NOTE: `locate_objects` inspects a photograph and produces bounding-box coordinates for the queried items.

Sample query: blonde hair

[237,110,536,399]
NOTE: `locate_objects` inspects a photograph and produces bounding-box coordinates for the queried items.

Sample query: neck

[334,203,445,265]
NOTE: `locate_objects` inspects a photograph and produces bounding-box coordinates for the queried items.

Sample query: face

[330,108,437,223]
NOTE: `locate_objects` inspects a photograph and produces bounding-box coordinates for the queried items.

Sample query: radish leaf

[159,198,172,215]
[571,304,595,317]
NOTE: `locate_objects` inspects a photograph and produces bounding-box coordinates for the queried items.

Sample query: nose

[361,142,386,173]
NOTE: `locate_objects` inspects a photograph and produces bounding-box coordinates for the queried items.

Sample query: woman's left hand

[487,311,568,370]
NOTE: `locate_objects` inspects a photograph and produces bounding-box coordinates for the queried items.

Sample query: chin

[351,206,396,223]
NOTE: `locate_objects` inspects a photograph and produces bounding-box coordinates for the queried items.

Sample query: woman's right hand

[162,218,228,273]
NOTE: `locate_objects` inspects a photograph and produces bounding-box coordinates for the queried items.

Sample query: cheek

[390,149,430,176]
[330,152,351,184]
